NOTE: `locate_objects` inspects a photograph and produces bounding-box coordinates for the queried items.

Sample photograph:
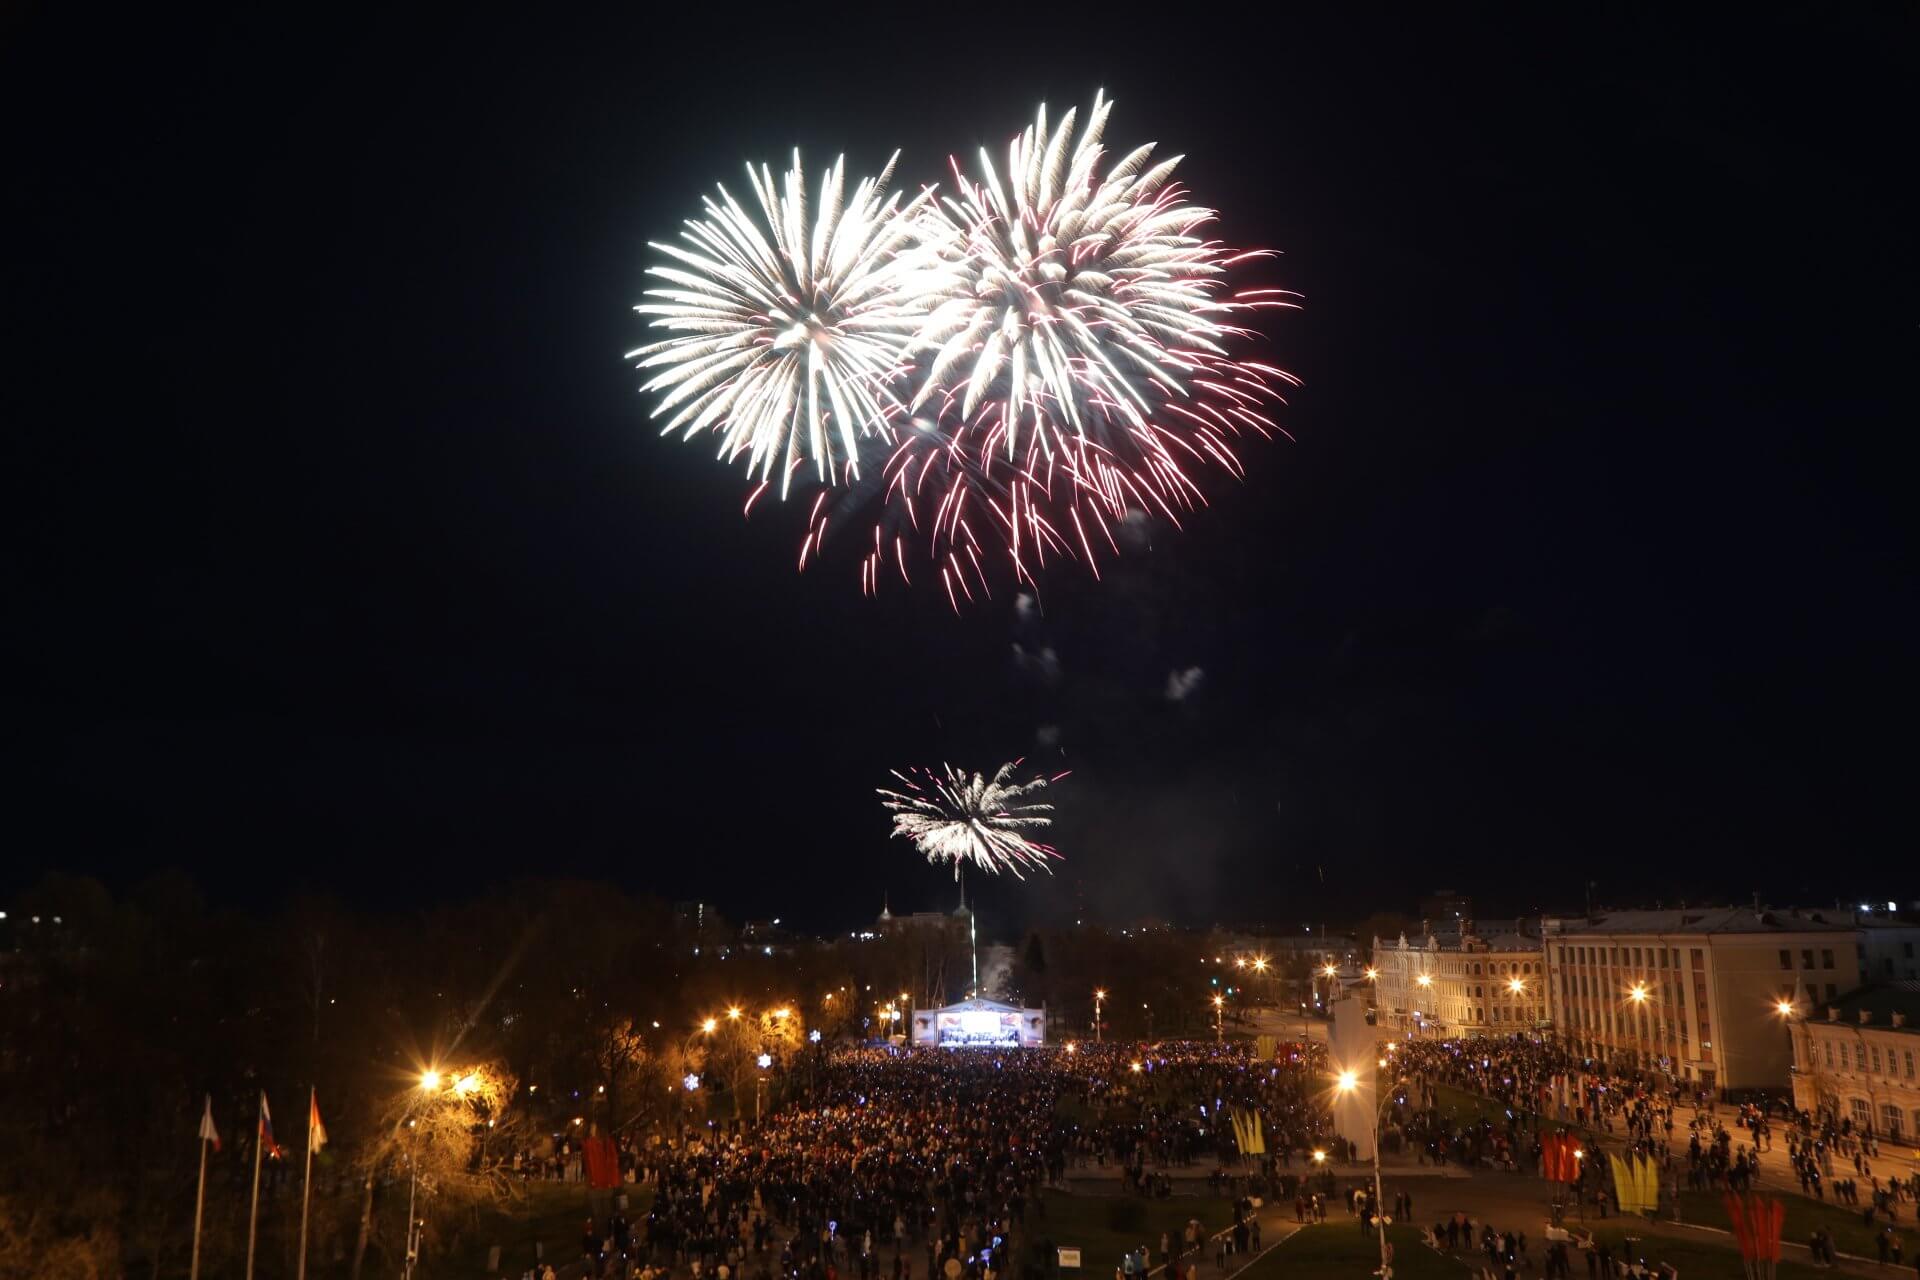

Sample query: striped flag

[259,1092,283,1159]
[309,1092,328,1152]
[199,1094,222,1152]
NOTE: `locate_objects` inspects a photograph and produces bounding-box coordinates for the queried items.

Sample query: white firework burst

[909,90,1276,446]
[878,761,1062,879]
[860,93,1297,600]
[630,152,945,496]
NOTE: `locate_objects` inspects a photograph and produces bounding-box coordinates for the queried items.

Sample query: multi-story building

[1787,983,1920,1145]
[1539,907,1915,1093]
[1371,923,1545,1038]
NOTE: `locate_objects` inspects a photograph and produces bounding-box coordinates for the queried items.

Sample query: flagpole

[190,1127,209,1280]
[297,1086,315,1280]
[246,1092,266,1280]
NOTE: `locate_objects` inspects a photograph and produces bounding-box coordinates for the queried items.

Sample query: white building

[1371,924,1546,1038]
[1787,982,1920,1146]
[1540,907,1915,1092]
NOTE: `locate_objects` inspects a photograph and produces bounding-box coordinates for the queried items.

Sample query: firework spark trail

[878,761,1064,879]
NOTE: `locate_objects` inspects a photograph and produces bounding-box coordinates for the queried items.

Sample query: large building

[1787,983,1920,1144]
[1540,907,1920,1093]
[1372,923,1546,1038]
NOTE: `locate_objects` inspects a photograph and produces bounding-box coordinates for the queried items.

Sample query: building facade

[1787,983,1920,1146]
[1371,925,1545,1038]
[1540,907,1895,1093]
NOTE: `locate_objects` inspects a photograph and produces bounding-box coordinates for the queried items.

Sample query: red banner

[583,1136,621,1189]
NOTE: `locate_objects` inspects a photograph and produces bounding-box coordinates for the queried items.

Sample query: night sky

[10,11,1913,933]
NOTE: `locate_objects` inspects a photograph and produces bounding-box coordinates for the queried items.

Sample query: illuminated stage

[910,998,1046,1048]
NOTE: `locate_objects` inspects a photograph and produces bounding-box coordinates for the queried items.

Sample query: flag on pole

[308,1092,328,1152]
[200,1094,223,1152]
[259,1092,284,1159]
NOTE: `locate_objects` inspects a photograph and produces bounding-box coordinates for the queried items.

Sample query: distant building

[1787,982,1920,1144]
[1541,906,1920,1093]
[1371,922,1545,1039]
[1419,890,1473,927]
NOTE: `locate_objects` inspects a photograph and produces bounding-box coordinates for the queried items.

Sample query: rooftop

[1545,907,1861,936]
[1814,981,1920,1032]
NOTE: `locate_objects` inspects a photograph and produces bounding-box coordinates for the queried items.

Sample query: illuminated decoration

[682,1073,701,1091]
[910,997,1046,1048]
[756,1053,773,1069]
[878,761,1061,878]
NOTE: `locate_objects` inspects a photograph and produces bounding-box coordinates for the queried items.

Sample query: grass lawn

[1241,1223,1460,1280]
[1584,1224,1831,1280]
[1429,1083,1513,1129]
[1677,1188,1918,1262]
[417,1180,653,1279]
[1034,1191,1233,1276]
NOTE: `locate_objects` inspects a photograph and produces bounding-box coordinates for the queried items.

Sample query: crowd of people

[497,1030,1920,1280]
[513,1042,1317,1280]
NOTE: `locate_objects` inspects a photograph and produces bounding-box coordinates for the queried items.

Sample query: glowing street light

[1508,977,1526,995]
[1364,967,1379,982]
[419,1070,441,1092]
[1627,984,1648,1004]
[1093,988,1107,1044]
[1415,973,1433,988]
[773,1007,791,1021]
[1312,1149,1327,1164]
[726,1007,742,1020]
[1336,1069,1359,1092]
[701,1018,718,1034]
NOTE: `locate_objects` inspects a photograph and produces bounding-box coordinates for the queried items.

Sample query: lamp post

[1336,1068,1403,1280]
[1094,989,1107,1043]
[1414,972,1433,1038]
[402,1070,443,1280]
[1212,993,1226,1043]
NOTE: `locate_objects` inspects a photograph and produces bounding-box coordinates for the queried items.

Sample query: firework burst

[862,92,1299,603]
[878,761,1064,879]
[629,151,943,499]
[633,95,1297,603]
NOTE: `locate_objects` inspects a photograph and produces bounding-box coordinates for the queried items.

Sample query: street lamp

[727,1006,742,1020]
[1094,989,1107,1043]
[702,1017,718,1034]
[402,1070,445,1280]
[1336,1068,1401,1280]
[1212,993,1226,1043]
